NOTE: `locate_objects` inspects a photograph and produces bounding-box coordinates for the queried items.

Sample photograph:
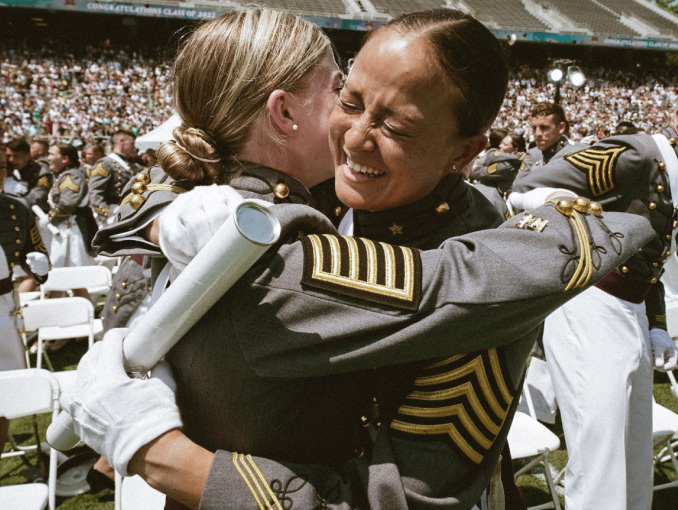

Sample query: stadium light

[548,68,564,83]
[568,66,586,87]
[548,59,586,104]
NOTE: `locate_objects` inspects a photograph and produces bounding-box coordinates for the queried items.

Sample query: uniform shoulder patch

[91,163,109,178]
[300,234,422,311]
[59,175,80,193]
[565,146,627,197]
[487,162,498,175]
[37,176,51,188]
[390,348,516,465]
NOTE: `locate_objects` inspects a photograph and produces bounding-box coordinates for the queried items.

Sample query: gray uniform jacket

[0,193,49,283]
[88,153,140,220]
[514,129,676,331]
[514,137,588,188]
[470,150,526,219]
[12,160,53,213]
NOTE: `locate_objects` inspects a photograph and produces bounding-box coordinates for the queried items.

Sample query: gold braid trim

[232,453,283,510]
[119,183,188,208]
[563,210,593,291]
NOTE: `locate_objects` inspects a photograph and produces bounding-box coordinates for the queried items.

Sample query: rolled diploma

[47,199,281,451]
[31,205,60,237]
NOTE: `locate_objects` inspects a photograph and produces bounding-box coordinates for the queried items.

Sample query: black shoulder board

[301,234,422,311]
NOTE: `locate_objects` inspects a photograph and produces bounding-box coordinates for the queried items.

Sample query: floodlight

[568,67,586,87]
[548,68,564,83]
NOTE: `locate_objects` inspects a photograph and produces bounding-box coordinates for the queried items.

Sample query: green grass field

[2,344,678,509]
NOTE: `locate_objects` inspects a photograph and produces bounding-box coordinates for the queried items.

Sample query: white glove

[650,328,678,372]
[59,328,182,476]
[37,214,50,231]
[26,252,49,276]
[13,182,28,196]
[158,184,245,271]
[507,187,576,212]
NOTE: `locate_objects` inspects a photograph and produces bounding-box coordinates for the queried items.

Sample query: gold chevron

[90,163,109,178]
[232,453,283,510]
[59,175,80,193]
[565,146,627,197]
[306,234,417,303]
[390,348,514,464]
[37,176,51,188]
[30,224,48,254]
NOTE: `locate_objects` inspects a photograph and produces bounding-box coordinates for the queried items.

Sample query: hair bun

[157,125,222,186]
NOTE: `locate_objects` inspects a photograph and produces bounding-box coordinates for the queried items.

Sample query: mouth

[346,157,385,177]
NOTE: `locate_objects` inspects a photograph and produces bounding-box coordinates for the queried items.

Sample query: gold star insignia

[389,223,403,235]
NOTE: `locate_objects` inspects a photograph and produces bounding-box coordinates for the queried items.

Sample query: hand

[650,328,678,372]
[158,184,244,271]
[59,328,183,476]
[26,252,50,276]
[507,187,576,212]
[14,182,28,196]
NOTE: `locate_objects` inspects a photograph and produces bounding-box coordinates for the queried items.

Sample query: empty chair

[40,265,112,303]
[0,369,61,510]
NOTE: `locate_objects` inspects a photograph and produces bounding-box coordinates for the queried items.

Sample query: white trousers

[543,286,653,510]
[50,217,95,268]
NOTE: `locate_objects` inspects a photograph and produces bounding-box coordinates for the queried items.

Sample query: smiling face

[330,30,474,212]
[498,135,517,154]
[47,145,68,173]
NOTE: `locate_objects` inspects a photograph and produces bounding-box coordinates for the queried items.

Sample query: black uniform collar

[353,174,470,245]
[224,162,315,206]
[542,136,569,165]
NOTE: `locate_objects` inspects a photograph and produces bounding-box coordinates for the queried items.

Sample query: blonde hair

[158,8,332,186]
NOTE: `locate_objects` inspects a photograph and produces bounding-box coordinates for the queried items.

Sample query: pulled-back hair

[158,8,332,186]
[56,143,80,169]
[365,9,509,138]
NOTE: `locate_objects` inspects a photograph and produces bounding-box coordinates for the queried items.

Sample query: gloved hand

[13,182,28,196]
[158,184,246,271]
[37,214,51,231]
[507,187,576,212]
[26,252,50,276]
[59,328,183,476]
[650,328,678,372]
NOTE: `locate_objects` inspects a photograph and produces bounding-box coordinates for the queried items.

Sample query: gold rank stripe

[487,162,498,175]
[59,175,80,193]
[656,314,667,323]
[30,224,48,254]
[563,211,593,292]
[232,453,283,510]
[37,176,51,188]
[565,146,626,197]
[90,163,109,178]
[119,183,188,208]
[390,348,515,465]
[301,234,422,310]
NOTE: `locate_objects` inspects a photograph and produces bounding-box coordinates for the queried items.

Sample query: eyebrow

[342,83,415,125]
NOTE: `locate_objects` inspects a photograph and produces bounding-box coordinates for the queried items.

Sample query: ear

[558,121,567,136]
[267,90,297,136]
[447,135,487,174]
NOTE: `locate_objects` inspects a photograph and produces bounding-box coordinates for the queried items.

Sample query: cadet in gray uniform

[4,137,53,213]
[514,103,588,187]
[88,129,141,227]
[512,125,678,509]
[470,150,526,219]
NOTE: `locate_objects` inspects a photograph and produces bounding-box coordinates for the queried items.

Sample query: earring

[292,124,298,131]
[452,164,457,171]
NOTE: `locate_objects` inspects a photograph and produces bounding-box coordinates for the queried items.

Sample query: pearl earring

[452,164,457,171]
[292,124,298,131]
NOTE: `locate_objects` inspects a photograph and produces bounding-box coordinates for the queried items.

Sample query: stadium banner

[3,0,678,49]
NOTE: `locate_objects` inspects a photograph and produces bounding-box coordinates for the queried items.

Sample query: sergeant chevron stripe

[565,146,627,197]
[30,224,47,254]
[59,175,80,193]
[301,234,422,310]
[232,453,283,510]
[390,348,516,464]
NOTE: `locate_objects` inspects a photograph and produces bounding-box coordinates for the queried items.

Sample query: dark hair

[31,139,49,152]
[488,128,509,148]
[508,133,526,153]
[56,143,80,169]
[114,128,136,139]
[85,144,105,158]
[6,138,30,154]
[530,103,567,126]
[614,121,638,135]
[366,9,509,138]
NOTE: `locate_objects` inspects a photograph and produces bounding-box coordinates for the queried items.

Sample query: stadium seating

[595,0,678,39]
[457,0,550,32]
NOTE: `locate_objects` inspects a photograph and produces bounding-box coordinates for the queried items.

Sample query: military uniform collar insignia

[542,136,569,165]
[353,174,470,246]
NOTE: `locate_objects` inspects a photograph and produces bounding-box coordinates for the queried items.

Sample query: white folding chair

[653,370,678,492]
[508,377,562,510]
[0,369,61,510]
[114,473,166,510]
[40,265,112,304]
[20,297,95,372]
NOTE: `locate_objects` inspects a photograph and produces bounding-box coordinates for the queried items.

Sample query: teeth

[347,158,385,176]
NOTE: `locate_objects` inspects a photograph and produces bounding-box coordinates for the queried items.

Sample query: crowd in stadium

[1,41,678,149]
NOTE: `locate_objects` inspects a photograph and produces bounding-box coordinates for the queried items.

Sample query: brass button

[15,239,20,245]
[653,262,659,267]
[14,226,19,232]
[651,278,658,284]
[671,138,677,145]
[9,262,14,267]
[131,181,147,195]
[11,215,16,220]
[115,293,121,300]
[112,306,118,313]
[667,252,672,258]
[621,266,629,273]
[129,194,145,210]
[360,416,370,427]
[135,172,150,185]
[334,206,342,217]
[649,202,657,210]
[435,202,450,214]
[121,281,128,289]
[273,183,290,199]
[589,201,603,216]
[555,199,573,216]
[667,235,672,241]
[14,252,19,257]
[9,204,14,210]
[658,161,666,169]
[573,197,591,213]
[657,185,665,192]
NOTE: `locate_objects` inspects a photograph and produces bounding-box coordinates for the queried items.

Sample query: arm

[23,166,52,212]
[88,159,114,221]
[646,281,668,331]
[49,171,87,225]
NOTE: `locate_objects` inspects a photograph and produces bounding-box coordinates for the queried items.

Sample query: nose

[344,115,375,153]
